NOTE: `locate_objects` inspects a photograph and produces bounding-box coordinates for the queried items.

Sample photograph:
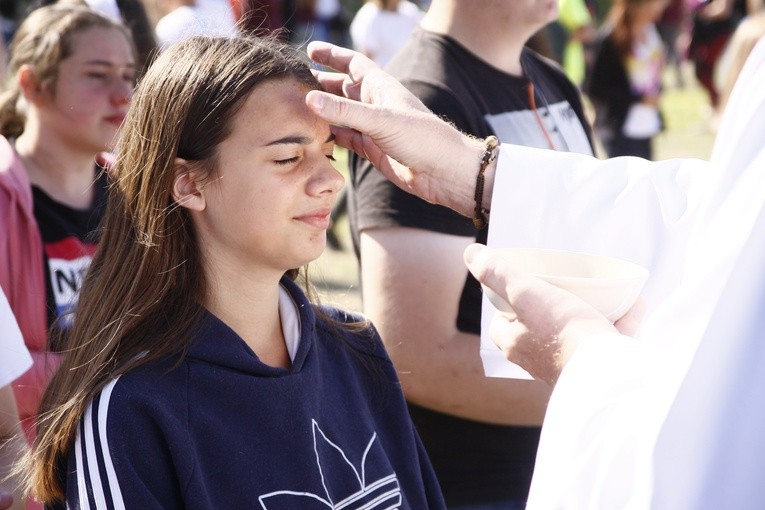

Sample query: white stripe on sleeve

[75,377,124,509]
[98,379,125,509]
[83,392,107,508]
[74,421,90,509]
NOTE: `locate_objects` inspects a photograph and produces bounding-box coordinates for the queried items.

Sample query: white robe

[486,36,765,509]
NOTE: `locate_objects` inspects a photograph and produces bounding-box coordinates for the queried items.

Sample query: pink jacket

[0,136,60,441]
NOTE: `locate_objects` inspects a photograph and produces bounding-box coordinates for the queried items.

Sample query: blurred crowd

[536,0,765,139]
[0,0,761,126]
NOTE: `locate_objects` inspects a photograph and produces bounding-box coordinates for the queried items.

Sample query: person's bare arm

[0,385,27,510]
[361,228,551,424]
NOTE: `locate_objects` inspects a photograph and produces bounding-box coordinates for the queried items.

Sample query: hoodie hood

[185,275,316,376]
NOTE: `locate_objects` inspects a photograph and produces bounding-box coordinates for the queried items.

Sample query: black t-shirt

[348,28,593,506]
[32,168,107,338]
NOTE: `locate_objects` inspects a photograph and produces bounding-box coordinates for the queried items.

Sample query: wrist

[446,134,485,217]
[471,136,499,229]
[481,150,498,219]
[451,135,500,219]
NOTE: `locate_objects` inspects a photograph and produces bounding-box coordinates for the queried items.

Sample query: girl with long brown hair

[22,35,445,509]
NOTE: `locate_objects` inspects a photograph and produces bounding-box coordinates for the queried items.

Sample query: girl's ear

[17,65,45,105]
[171,158,206,211]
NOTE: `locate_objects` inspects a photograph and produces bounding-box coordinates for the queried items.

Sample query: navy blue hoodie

[64,277,445,509]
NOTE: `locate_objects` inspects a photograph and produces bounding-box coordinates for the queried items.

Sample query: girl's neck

[14,130,98,210]
[204,268,291,369]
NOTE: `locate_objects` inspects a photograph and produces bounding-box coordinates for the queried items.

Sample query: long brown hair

[0,4,133,139]
[22,36,321,503]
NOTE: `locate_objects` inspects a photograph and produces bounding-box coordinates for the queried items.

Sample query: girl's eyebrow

[266,133,336,146]
[83,59,136,69]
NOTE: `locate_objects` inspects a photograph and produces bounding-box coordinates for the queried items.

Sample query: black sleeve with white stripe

[65,377,191,509]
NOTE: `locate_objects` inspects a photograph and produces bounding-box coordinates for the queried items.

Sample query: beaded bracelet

[472,135,500,229]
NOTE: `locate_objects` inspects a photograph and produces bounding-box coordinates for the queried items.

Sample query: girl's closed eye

[326,153,336,162]
[275,156,300,165]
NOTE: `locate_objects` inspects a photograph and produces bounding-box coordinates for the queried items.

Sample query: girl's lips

[105,114,126,125]
[295,210,332,229]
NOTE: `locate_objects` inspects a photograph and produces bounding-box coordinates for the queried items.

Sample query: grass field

[311,70,719,313]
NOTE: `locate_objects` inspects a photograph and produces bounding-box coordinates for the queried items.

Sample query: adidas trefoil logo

[258,419,402,509]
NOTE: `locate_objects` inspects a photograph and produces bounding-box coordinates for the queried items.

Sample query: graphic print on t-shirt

[485,99,593,155]
[32,171,106,330]
[44,236,97,328]
[258,419,402,509]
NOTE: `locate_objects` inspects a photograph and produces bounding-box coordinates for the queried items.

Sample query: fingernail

[308,91,325,112]
[463,243,486,265]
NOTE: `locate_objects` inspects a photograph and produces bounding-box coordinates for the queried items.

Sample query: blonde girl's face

[41,26,134,153]
[193,76,344,277]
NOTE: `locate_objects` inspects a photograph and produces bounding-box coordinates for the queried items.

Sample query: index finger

[307,41,379,85]
[312,69,351,97]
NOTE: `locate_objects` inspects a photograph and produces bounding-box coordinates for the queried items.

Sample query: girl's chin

[291,241,326,268]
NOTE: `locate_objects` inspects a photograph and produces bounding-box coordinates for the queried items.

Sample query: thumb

[464,244,561,321]
[306,90,379,133]
[464,244,519,304]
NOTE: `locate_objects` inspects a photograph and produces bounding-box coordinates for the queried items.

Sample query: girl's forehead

[226,77,330,144]
[244,76,314,111]
[66,26,133,59]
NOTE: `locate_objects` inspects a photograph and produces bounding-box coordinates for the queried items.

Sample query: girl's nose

[312,156,345,197]
[111,80,133,106]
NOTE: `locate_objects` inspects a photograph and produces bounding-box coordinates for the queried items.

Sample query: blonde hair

[22,36,321,503]
[0,4,133,138]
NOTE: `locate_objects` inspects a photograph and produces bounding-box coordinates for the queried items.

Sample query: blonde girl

[0,4,134,441]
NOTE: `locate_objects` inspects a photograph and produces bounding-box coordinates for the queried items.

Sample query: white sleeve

[0,288,32,388]
[489,145,713,308]
[481,147,713,377]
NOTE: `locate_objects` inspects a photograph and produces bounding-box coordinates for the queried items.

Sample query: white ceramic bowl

[484,248,650,322]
